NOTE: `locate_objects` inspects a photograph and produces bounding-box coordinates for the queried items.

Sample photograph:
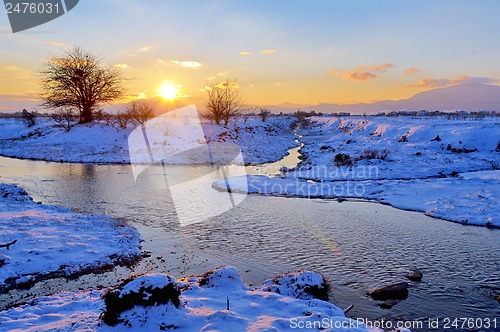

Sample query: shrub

[334,153,354,167]
[430,135,441,142]
[115,110,131,129]
[358,148,389,161]
[398,135,408,142]
[127,101,155,126]
[20,109,36,127]
[258,107,270,122]
[52,108,78,132]
[102,274,180,326]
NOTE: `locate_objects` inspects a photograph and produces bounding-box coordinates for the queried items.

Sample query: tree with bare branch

[204,79,241,125]
[126,101,155,126]
[52,108,79,132]
[40,47,124,123]
[258,107,271,122]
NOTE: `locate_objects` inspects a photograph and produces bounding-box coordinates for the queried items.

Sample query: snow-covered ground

[293,116,499,180]
[0,184,141,292]
[0,267,402,331]
[215,116,500,228]
[0,115,297,165]
[214,170,499,227]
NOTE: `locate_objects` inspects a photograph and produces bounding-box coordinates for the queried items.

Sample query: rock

[406,270,423,282]
[379,299,399,309]
[369,282,409,300]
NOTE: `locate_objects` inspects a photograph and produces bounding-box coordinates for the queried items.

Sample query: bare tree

[126,101,155,126]
[20,109,36,127]
[205,79,241,125]
[115,110,132,129]
[40,47,124,123]
[52,108,79,132]
[240,105,257,124]
[258,107,271,122]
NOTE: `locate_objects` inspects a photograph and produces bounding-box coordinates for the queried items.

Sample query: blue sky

[1,0,500,110]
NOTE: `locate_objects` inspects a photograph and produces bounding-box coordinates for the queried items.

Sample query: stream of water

[0,153,498,331]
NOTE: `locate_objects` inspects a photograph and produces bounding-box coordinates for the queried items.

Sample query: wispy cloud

[46,41,70,48]
[262,49,278,54]
[327,63,394,81]
[139,46,152,52]
[114,63,129,69]
[0,93,40,102]
[356,63,394,72]
[327,69,377,81]
[453,75,498,85]
[1,65,22,71]
[171,60,202,68]
[240,51,252,55]
[0,65,33,80]
[273,82,283,86]
[406,75,499,88]
[406,78,450,88]
[405,67,420,75]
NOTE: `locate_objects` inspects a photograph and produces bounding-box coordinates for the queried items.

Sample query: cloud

[262,49,278,54]
[327,69,377,81]
[356,63,394,73]
[405,67,420,75]
[0,93,40,102]
[1,65,22,71]
[240,51,252,55]
[205,81,239,91]
[405,75,499,88]
[452,75,498,85]
[46,41,70,48]
[114,63,129,69]
[139,46,152,52]
[205,71,231,81]
[273,82,283,86]
[327,63,394,81]
[405,78,450,88]
[0,65,32,80]
[171,60,202,68]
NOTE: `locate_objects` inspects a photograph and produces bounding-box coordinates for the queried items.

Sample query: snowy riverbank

[0,184,141,293]
[0,116,297,165]
[0,266,405,331]
[214,170,499,227]
[215,116,500,228]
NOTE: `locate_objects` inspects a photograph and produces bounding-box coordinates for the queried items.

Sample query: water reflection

[0,156,498,330]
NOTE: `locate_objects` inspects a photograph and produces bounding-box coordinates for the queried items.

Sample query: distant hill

[269,84,500,114]
[3,83,499,115]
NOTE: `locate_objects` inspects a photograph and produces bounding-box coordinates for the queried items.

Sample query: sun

[158,82,179,100]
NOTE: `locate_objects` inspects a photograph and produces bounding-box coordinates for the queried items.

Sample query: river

[0,154,498,331]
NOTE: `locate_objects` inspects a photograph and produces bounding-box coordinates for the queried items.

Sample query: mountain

[270,84,500,114]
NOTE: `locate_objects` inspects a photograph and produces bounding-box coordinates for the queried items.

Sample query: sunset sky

[1,0,500,111]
